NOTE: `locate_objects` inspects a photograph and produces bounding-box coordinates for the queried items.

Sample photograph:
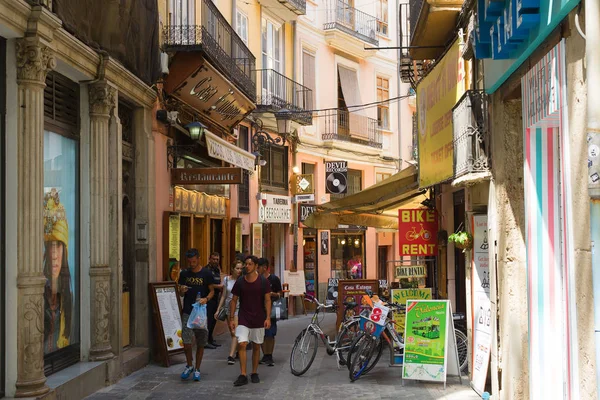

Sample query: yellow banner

[417,40,466,187]
[390,288,432,335]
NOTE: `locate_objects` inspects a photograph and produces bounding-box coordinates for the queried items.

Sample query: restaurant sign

[204,130,256,172]
[258,194,292,223]
[171,167,243,185]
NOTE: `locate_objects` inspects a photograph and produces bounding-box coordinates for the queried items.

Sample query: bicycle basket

[359,316,385,338]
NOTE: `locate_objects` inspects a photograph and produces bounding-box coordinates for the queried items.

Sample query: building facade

[1,0,160,397]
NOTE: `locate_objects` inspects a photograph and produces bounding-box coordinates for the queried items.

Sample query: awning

[303,165,427,230]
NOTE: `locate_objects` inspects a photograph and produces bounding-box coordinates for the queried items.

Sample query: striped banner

[522,39,577,400]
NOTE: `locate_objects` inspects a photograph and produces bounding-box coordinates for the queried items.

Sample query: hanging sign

[171,167,243,185]
[299,203,317,224]
[205,130,256,171]
[325,161,348,194]
[295,194,315,203]
[258,194,292,223]
[394,265,427,279]
[292,174,315,195]
[398,209,438,256]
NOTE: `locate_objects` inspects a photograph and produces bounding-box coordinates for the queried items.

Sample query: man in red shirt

[229,255,272,386]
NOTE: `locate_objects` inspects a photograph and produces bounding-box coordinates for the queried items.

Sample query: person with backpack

[257,258,282,367]
[229,255,272,386]
[215,260,243,364]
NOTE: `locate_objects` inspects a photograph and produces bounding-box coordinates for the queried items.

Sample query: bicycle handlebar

[303,294,335,311]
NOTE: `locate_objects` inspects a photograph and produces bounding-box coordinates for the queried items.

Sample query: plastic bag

[187,303,207,330]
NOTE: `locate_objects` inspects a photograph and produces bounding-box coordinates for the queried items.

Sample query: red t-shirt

[232,275,271,328]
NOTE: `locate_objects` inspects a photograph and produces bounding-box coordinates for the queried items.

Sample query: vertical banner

[471,215,491,394]
[398,209,438,256]
[252,223,263,257]
[325,161,348,194]
[320,231,329,255]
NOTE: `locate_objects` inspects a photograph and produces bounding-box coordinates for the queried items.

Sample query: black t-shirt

[204,265,222,303]
[267,274,282,295]
[178,268,214,314]
[232,275,271,328]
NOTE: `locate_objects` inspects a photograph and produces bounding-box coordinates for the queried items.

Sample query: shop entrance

[331,230,365,279]
[263,224,286,278]
[303,230,318,298]
[378,246,389,280]
[453,190,466,314]
[210,218,223,258]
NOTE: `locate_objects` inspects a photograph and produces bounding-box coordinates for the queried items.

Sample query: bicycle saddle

[342,301,357,309]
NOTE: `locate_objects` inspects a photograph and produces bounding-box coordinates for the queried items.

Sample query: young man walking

[229,255,272,386]
[178,248,215,381]
[204,252,223,349]
[257,258,282,367]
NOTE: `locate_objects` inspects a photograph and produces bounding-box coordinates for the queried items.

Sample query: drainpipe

[397,0,403,171]
[586,0,600,395]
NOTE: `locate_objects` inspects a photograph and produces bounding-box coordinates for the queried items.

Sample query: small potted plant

[448,231,473,252]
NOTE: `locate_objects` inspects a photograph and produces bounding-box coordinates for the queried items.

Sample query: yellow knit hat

[43,188,69,250]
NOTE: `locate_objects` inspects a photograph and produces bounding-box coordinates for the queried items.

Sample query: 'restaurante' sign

[171,167,243,185]
[258,194,292,223]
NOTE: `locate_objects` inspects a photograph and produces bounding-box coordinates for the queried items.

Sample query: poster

[390,288,432,336]
[403,300,449,382]
[471,214,492,394]
[336,279,378,327]
[168,214,180,260]
[326,278,338,305]
[155,286,184,351]
[252,223,263,257]
[283,271,306,296]
[320,231,329,255]
[43,130,79,355]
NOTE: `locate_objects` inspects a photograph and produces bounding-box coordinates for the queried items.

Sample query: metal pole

[292,136,299,270]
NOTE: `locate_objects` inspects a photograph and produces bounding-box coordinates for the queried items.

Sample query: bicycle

[289,294,362,376]
[405,223,432,241]
[453,312,468,372]
[347,302,405,382]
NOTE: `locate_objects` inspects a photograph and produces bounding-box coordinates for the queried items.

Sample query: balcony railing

[324,0,379,46]
[255,69,313,125]
[163,0,256,102]
[287,0,307,14]
[409,0,424,41]
[452,90,490,180]
[322,110,382,149]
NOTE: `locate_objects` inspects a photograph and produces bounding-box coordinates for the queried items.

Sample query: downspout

[585,0,600,396]
[397,0,402,171]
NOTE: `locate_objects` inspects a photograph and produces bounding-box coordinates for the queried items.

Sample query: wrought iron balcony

[322,110,382,149]
[162,0,256,102]
[255,69,313,126]
[324,0,379,46]
[452,90,490,181]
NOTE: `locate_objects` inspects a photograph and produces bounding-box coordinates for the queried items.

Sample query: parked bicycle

[453,312,468,372]
[289,294,363,376]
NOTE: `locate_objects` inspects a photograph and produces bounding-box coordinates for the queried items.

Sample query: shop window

[376,172,391,183]
[331,169,361,200]
[43,71,81,375]
[260,144,288,189]
[238,125,250,213]
[331,232,365,279]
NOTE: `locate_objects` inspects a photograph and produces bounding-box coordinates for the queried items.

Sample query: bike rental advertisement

[397,209,438,256]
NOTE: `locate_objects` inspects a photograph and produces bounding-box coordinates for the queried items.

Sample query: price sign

[369,303,389,326]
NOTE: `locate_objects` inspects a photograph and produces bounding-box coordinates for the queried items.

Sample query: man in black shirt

[204,252,223,348]
[178,248,215,381]
[257,258,282,367]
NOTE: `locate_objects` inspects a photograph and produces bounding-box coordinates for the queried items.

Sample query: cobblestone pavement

[86,314,480,400]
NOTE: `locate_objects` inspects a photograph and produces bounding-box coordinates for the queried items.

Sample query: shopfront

[299,204,318,298]
[330,228,366,279]
[258,193,292,278]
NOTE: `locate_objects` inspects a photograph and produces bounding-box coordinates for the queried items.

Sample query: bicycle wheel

[347,333,384,375]
[336,319,360,366]
[455,329,468,372]
[290,328,319,376]
[348,334,377,382]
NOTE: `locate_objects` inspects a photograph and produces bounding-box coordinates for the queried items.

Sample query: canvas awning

[303,165,428,229]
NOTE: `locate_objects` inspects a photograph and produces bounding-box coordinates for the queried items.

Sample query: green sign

[403,300,449,382]
[390,288,432,335]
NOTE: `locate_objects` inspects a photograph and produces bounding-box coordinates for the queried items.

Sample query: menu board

[150,283,184,366]
[168,214,180,260]
[283,270,307,296]
[336,279,378,327]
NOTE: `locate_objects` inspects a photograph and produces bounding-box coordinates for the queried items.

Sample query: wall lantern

[186,121,207,141]
[275,108,292,135]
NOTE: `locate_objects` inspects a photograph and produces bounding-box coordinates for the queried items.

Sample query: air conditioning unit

[161,52,169,75]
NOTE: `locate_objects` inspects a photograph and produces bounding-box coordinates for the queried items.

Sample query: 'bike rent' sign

[398,209,438,256]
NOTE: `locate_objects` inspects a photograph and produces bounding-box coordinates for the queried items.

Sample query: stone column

[88,81,116,361]
[14,38,55,398]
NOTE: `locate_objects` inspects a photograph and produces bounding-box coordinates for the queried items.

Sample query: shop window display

[331,233,364,279]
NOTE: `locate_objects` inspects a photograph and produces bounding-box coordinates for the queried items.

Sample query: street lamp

[186,121,207,141]
[275,108,292,136]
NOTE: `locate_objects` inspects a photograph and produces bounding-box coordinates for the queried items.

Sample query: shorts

[236,325,265,344]
[265,319,277,338]
[181,313,208,347]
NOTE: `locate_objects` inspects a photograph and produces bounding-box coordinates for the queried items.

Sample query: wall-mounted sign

[320,231,329,255]
[173,187,226,217]
[163,56,255,131]
[417,40,465,188]
[394,265,428,279]
[299,203,317,224]
[258,194,292,223]
[325,161,348,194]
[252,223,263,257]
[295,194,315,203]
[168,214,181,260]
[475,0,580,93]
[292,174,315,195]
[205,130,256,172]
[171,167,243,185]
[398,209,438,256]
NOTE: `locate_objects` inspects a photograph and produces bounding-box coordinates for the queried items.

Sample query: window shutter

[44,71,79,131]
[302,51,316,109]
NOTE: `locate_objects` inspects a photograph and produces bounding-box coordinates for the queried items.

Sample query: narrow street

[86,314,478,400]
